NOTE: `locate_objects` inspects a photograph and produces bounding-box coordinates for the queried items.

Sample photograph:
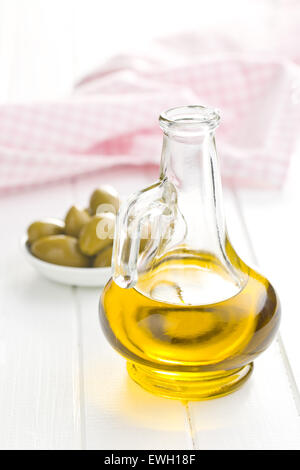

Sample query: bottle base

[127,361,253,401]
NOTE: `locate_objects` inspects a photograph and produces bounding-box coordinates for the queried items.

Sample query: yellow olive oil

[100,249,280,400]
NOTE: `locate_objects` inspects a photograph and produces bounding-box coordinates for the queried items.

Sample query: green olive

[79,213,115,256]
[65,206,91,237]
[27,220,65,244]
[89,186,120,215]
[31,235,90,267]
[93,244,113,267]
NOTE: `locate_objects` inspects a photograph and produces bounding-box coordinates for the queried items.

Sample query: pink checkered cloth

[1,39,300,192]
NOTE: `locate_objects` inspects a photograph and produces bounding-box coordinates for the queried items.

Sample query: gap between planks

[72,286,87,450]
[184,403,196,450]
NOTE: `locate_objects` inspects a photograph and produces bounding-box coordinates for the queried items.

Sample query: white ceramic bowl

[21,236,112,287]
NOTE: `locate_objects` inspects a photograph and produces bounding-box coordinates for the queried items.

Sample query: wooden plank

[0,0,84,449]
[75,286,192,450]
[188,345,300,450]
[0,184,83,449]
[72,171,193,449]
[188,189,300,450]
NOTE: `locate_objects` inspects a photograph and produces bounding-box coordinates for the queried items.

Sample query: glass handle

[112,180,177,288]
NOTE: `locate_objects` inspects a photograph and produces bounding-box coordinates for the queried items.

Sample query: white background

[0,0,288,102]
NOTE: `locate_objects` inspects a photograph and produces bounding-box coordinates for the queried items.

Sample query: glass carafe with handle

[99,105,280,400]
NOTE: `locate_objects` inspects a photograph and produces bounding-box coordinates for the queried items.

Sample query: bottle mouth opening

[159,105,220,136]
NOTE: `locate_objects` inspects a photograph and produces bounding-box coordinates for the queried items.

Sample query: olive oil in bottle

[99,105,280,400]
[100,248,279,400]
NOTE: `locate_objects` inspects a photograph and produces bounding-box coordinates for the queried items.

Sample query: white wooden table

[0,0,299,450]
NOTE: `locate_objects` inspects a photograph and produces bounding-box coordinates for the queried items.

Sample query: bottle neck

[112,105,245,292]
[159,131,227,258]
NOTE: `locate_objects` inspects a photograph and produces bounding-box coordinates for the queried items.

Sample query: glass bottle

[99,105,280,400]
